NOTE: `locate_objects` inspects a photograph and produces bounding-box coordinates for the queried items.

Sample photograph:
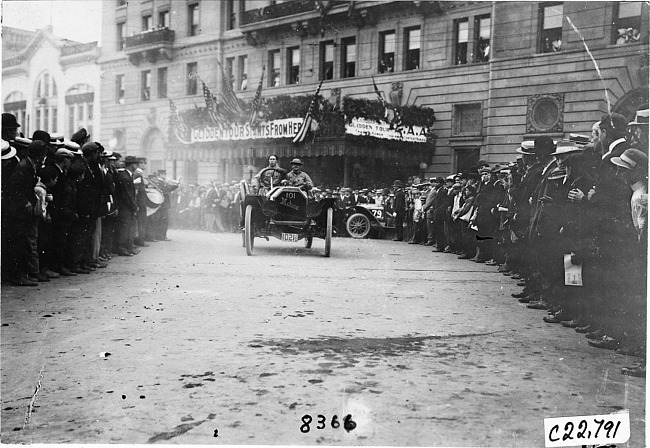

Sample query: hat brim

[1,146,17,160]
[610,157,633,170]
[516,148,535,155]
[551,149,582,156]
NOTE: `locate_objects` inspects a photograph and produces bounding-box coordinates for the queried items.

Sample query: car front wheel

[346,213,371,239]
[245,204,254,256]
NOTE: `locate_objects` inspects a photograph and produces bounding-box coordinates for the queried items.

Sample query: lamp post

[419,162,428,182]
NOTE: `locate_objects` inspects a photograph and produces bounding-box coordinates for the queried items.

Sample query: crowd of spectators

[1,113,177,287]
[388,109,647,379]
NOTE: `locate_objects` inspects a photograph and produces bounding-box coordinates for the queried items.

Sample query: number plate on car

[281,233,299,242]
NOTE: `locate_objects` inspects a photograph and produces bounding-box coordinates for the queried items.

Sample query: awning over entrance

[167,137,433,165]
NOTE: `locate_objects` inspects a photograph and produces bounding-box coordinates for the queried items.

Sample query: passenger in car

[285,158,313,191]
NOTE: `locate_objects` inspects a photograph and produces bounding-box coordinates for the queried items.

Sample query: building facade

[99,0,648,186]
[2,26,102,141]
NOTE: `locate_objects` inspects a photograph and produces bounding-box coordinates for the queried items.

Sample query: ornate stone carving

[389,82,403,107]
[526,93,565,134]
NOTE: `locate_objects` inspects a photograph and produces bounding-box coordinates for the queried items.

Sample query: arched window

[65,84,95,138]
[33,71,59,133]
[4,91,27,135]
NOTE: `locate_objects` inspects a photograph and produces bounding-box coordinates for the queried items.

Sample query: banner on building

[186,116,429,143]
[191,118,304,143]
[345,117,428,143]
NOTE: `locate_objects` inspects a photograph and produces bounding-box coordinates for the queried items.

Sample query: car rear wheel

[346,213,371,239]
[324,207,333,257]
[245,204,254,256]
[304,236,313,248]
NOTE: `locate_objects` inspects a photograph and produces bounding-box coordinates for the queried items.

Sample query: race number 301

[543,411,630,447]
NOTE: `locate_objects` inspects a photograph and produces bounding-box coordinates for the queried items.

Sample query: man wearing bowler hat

[71,128,91,147]
[392,180,406,241]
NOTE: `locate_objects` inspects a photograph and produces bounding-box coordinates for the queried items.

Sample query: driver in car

[251,154,287,194]
[284,158,313,191]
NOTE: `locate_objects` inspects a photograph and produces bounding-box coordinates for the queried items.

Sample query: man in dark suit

[427,177,451,252]
[5,140,47,285]
[115,156,140,256]
[392,180,406,241]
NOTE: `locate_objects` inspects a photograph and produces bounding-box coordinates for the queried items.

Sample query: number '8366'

[300,414,356,433]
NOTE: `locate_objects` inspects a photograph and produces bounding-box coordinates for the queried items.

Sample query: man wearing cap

[392,180,406,241]
[285,158,313,191]
[421,178,438,246]
[114,156,140,256]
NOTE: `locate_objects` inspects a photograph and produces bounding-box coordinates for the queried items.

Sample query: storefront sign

[191,118,304,142]
[345,117,428,143]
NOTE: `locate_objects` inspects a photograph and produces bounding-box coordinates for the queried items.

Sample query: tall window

[287,47,300,84]
[65,84,94,137]
[116,74,125,104]
[227,0,236,30]
[34,72,58,131]
[117,22,126,50]
[474,15,491,62]
[226,57,235,90]
[238,55,248,90]
[269,50,281,87]
[613,2,642,45]
[404,27,420,70]
[540,3,563,53]
[187,62,198,95]
[159,10,170,28]
[141,71,151,101]
[188,3,200,36]
[378,31,395,73]
[320,41,334,80]
[142,14,153,31]
[454,19,469,65]
[341,37,356,78]
[157,67,168,98]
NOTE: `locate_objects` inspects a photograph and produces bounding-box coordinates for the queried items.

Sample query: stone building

[98,0,648,186]
[2,26,101,141]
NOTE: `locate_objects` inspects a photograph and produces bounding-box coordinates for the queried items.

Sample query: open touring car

[344,202,396,239]
[239,168,336,256]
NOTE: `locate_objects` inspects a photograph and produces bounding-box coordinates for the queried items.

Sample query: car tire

[324,207,333,257]
[245,204,254,256]
[346,213,371,239]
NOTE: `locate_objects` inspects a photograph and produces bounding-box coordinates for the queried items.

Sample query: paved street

[1,230,645,446]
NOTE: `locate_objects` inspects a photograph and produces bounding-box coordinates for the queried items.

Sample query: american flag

[372,76,402,130]
[202,80,228,127]
[217,61,247,117]
[248,66,265,128]
[169,99,191,144]
[292,80,323,144]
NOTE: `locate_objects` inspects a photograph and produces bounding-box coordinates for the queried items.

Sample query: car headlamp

[306,202,322,218]
[262,201,279,217]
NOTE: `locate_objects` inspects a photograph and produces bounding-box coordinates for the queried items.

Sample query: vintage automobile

[239,169,336,256]
[343,202,396,239]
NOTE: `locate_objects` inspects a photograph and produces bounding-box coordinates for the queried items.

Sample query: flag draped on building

[372,76,402,130]
[248,66,265,128]
[169,99,191,144]
[202,80,227,127]
[292,80,323,144]
[217,61,247,118]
